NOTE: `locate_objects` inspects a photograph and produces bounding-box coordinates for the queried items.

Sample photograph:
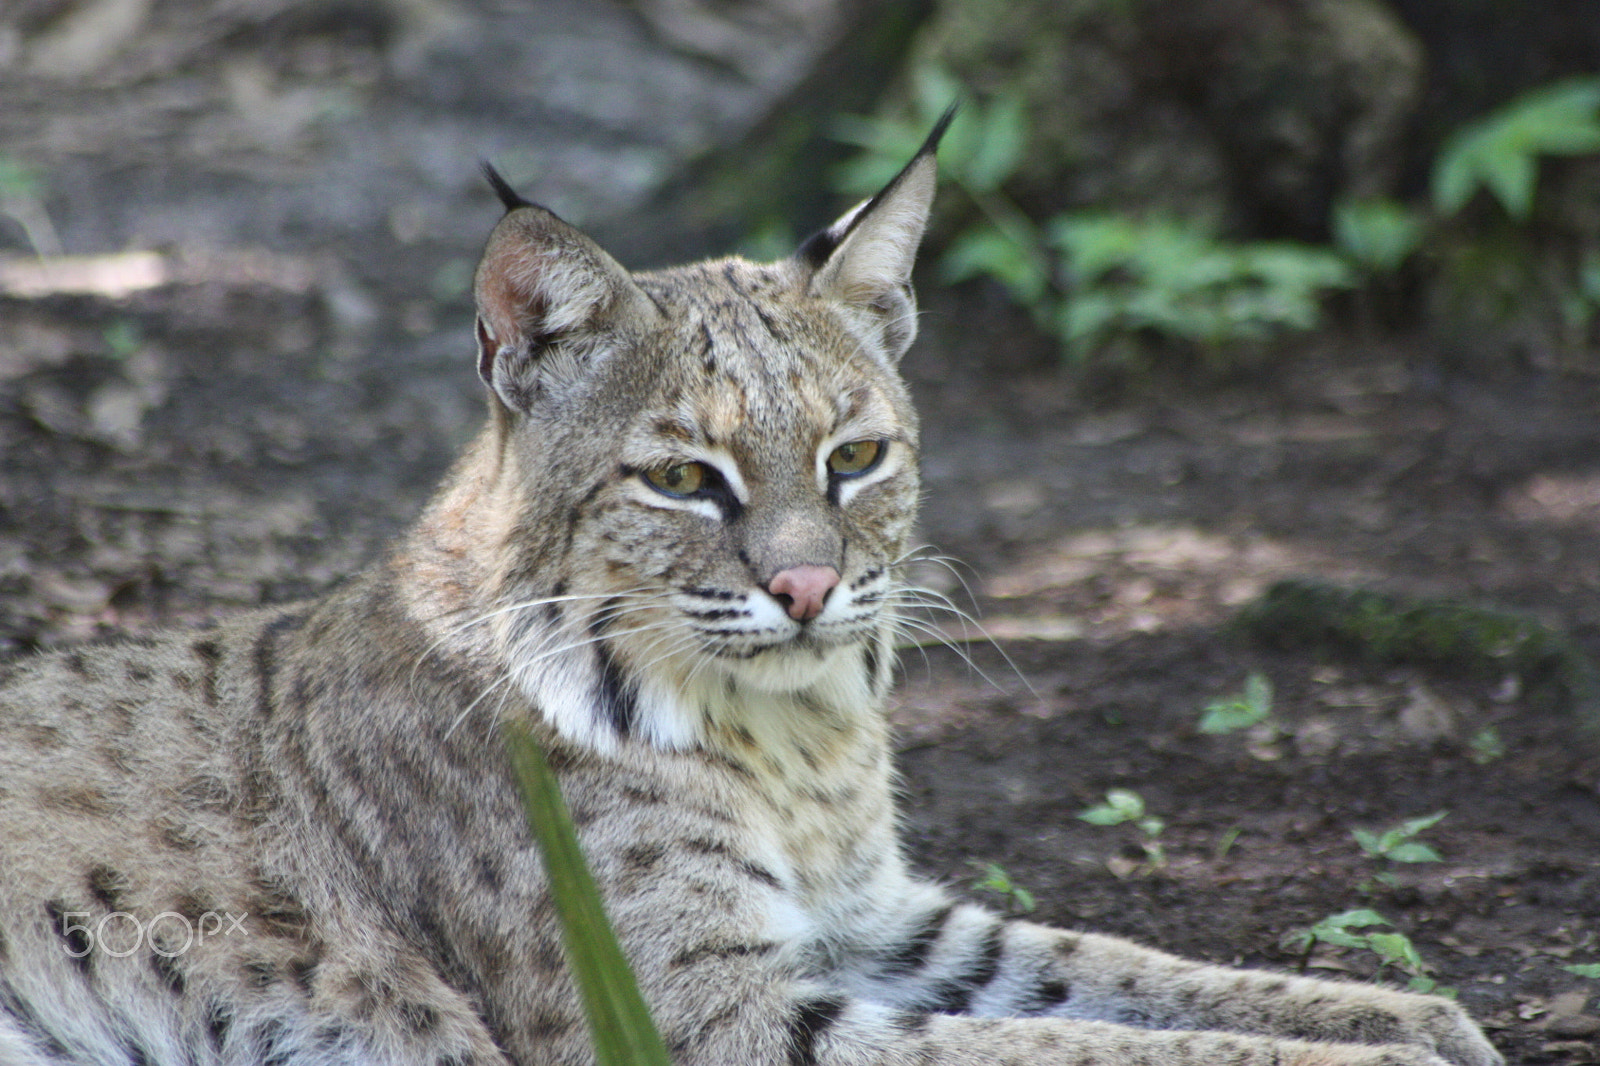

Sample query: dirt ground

[3,7,1600,1061]
[5,250,1599,1066]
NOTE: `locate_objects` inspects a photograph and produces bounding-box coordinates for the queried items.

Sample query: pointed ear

[801,107,954,362]
[473,178,657,413]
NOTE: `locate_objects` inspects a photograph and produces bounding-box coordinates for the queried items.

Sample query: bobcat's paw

[1381,995,1502,1066]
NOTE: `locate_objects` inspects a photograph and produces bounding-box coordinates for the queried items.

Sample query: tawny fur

[0,129,1500,1066]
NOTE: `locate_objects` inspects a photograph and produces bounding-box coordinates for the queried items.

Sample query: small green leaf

[1332,198,1426,273]
[1564,963,1600,979]
[1078,788,1147,826]
[940,225,1048,303]
[1431,77,1600,218]
[962,96,1028,195]
[0,157,42,200]
[1199,673,1273,734]
[1384,842,1443,864]
[1398,811,1449,836]
[1352,828,1384,857]
[1368,932,1427,973]
[1468,726,1506,764]
[1077,805,1127,826]
[1317,909,1392,932]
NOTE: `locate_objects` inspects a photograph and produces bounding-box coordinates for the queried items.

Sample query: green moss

[1234,579,1598,727]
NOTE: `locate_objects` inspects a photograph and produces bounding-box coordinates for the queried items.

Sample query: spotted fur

[0,122,1500,1065]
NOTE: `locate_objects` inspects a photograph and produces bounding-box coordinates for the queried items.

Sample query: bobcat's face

[494,257,919,702]
[579,261,919,692]
[462,152,936,747]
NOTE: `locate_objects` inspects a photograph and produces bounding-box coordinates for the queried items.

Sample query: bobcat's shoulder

[0,119,1500,1066]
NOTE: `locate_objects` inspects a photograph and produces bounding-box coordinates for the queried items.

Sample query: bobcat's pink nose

[768,565,840,622]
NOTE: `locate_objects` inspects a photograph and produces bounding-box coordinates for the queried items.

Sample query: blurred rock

[908,0,1423,238]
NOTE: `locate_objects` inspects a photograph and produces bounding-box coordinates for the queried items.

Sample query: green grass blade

[505,723,674,1066]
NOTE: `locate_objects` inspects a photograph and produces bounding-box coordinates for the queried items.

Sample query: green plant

[969,860,1037,914]
[1048,213,1353,360]
[1432,77,1600,220]
[1284,910,1452,995]
[1234,580,1600,728]
[1352,810,1446,890]
[1468,726,1505,765]
[1564,963,1600,979]
[505,723,672,1066]
[1354,811,1448,865]
[1079,788,1166,870]
[1332,198,1428,275]
[0,155,61,256]
[1199,673,1273,735]
[102,319,143,361]
[831,69,1353,363]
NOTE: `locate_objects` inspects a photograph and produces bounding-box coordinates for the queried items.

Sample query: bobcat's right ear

[473,166,658,413]
[799,106,954,363]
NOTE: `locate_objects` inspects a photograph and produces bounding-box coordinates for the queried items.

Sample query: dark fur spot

[786,996,846,1066]
[593,640,638,739]
[152,950,186,995]
[880,905,953,976]
[45,900,91,973]
[156,817,204,851]
[862,641,880,690]
[20,722,61,749]
[475,853,504,892]
[684,837,782,889]
[86,864,127,910]
[252,612,307,721]
[399,1001,440,1033]
[924,922,1006,1014]
[126,661,153,683]
[670,941,776,969]
[40,785,113,817]
[207,1001,233,1048]
[171,893,214,924]
[243,958,278,988]
[620,784,667,805]
[193,638,223,705]
[250,877,308,938]
[289,953,319,994]
[526,1008,577,1040]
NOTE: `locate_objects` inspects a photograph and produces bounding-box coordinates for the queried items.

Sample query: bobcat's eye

[827,440,883,477]
[643,461,707,497]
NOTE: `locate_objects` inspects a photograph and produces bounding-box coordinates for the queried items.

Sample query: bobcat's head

[432,116,950,752]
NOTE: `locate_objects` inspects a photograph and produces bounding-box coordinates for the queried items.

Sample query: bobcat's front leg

[1028,923,1503,1066]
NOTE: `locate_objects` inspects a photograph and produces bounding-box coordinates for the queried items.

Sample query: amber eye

[827,439,883,477]
[643,461,707,497]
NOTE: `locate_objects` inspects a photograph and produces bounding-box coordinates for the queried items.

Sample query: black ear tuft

[796,103,958,270]
[481,162,533,213]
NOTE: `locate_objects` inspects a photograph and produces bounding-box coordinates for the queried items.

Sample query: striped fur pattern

[0,124,1500,1065]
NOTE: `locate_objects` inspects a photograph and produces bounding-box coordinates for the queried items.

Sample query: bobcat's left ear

[801,106,954,362]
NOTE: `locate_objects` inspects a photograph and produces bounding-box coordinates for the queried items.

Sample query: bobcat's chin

[712,637,865,695]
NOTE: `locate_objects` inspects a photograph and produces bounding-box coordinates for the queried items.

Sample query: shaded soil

[2,8,1599,1061]
[893,316,1600,1064]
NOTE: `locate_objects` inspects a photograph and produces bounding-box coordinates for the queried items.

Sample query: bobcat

[0,117,1502,1066]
